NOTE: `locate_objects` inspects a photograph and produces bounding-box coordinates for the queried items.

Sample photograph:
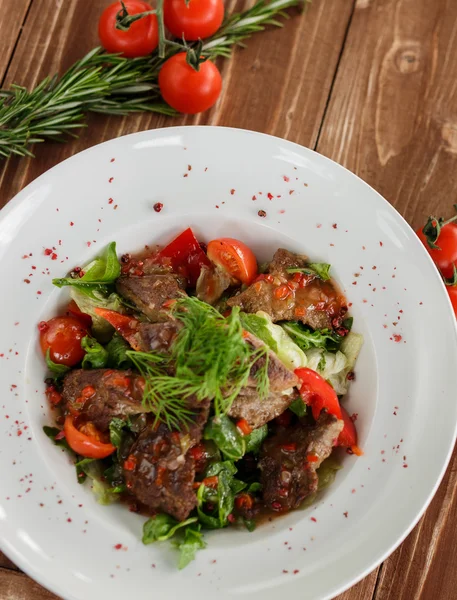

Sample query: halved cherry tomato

[66,300,92,329]
[98,0,159,58]
[156,227,211,286]
[295,367,342,421]
[417,222,457,278]
[338,406,357,448]
[163,0,224,41]
[94,308,142,351]
[39,316,88,366]
[158,53,222,114]
[207,238,258,285]
[64,415,115,459]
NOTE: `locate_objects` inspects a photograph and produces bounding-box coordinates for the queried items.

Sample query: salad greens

[81,336,109,369]
[70,288,125,341]
[203,415,246,461]
[244,424,268,454]
[52,242,121,289]
[255,311,307,370]
[239,312,278,353]
[45,349,70,376]
[105,334,133,369]
[282,321,344,352]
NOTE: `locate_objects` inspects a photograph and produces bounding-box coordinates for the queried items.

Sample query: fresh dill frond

[126,297,271,428]
[171,297,270,416]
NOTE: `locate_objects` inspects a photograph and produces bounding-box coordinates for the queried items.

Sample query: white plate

[0,127,456,600]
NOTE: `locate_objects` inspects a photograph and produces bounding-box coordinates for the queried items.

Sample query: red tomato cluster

[416,212,457,318]
[98,0,224,114]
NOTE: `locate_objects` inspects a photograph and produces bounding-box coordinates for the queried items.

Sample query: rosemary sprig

[126,296,270,429]
[0,0,308,159]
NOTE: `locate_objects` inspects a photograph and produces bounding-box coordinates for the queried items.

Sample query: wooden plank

[0,567,59,599]
[0,0,354,207]
[0,551,18,571]
[316,0,457,228]
[316,0,457,597]
[333,569,379,600]
[0,0,31,82]
[373,446,457,600]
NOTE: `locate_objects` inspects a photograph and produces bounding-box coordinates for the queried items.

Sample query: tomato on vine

[159,52,222,114]
[416,205,457,279]
[164,0,225,41]
[98,0,159,58]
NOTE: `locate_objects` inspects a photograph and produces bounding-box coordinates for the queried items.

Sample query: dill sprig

[127,297,270,429]
[0,0,309,159]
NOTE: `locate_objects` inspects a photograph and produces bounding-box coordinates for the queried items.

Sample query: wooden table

[1,0,457,598]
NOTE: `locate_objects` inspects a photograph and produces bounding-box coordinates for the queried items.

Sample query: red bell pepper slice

[64,415,115,459]
[94,308,141,351]
[295,367,342,421]
[156,228,211,286]
[295,367,361,452]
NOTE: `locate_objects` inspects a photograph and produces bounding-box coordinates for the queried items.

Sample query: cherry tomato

[64,416,115,459]
[295,367,342,421]
[164,0,224,41]
[447,286,457,318]
[98,0,158,58]
[39,316,88,366]
[207,238,258,284]
[338,406,357,448]
[158,53,222,114]
[417,223,457,279]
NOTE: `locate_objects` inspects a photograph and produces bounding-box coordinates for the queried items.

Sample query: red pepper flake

[258,210,267,218]
[110,158,115,162]
[350,413,358,422]
[283,175,290,182]
[51,253,58,260]
[153,202,163,213]
[283,570,289,574]
[379,241,383,247]
[267,192,274,200]
[114,544,123,550]
[211,559,217,564]
[310,517,317,522]
[215,205,219,209]
[316,223,322,228]
[230,189,235,195]
[330,243,335,247]
[188,165,192,171]
[252,195,257,200]
[183,173,188,178]
[37,290,42,295]
[109,177,114,183]
[67,518,72,523]
[44,248,52,256]
[24,279,30,284]
[293,569,299,575]
[393,334,402,343]
[108,198,114,205]
[114,205,118,210]
[343,512,348,518]
[332,223,337,229]
[17,430,22,436]
[279,209,285,214]
[304,183,308,187]
[289,190,294,195]
[362,245,366,250]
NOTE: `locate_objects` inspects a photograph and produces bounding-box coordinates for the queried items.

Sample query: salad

[40,228,363,568]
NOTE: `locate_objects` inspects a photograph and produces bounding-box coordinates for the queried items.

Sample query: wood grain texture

[0,567,58,599]
[0,0,354,207]
[316,0,457,229]
[0,0,32,82]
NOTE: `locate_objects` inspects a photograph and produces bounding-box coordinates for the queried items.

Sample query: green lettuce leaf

[203,415,245,461]
[176,524,206,569]
[282,322,342,352]
[287,262,331,281]
[244,424,268,454]
[106,334,133,369]
[52,242,120,289]
[69,288,124,341]
[197,461,238,529]
[45,349,70,376]
[239,313,278,353]
[81,336,109,369]
[289,397,307,417]
[255,311,307,370]
[143,514,198,544]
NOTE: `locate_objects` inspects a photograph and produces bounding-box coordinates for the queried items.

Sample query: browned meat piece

[259,413,343,512]
[116,273,186,322]
[196,265,232,305]
[124,424,197,521]
[137,321,182,353]
[124,399,210,521]
[228,389,295,429]
[244,332,298,392]
[61,369,146,432]
[227,249,346,330]
[268,248,308,273]
[227,332,298,428]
